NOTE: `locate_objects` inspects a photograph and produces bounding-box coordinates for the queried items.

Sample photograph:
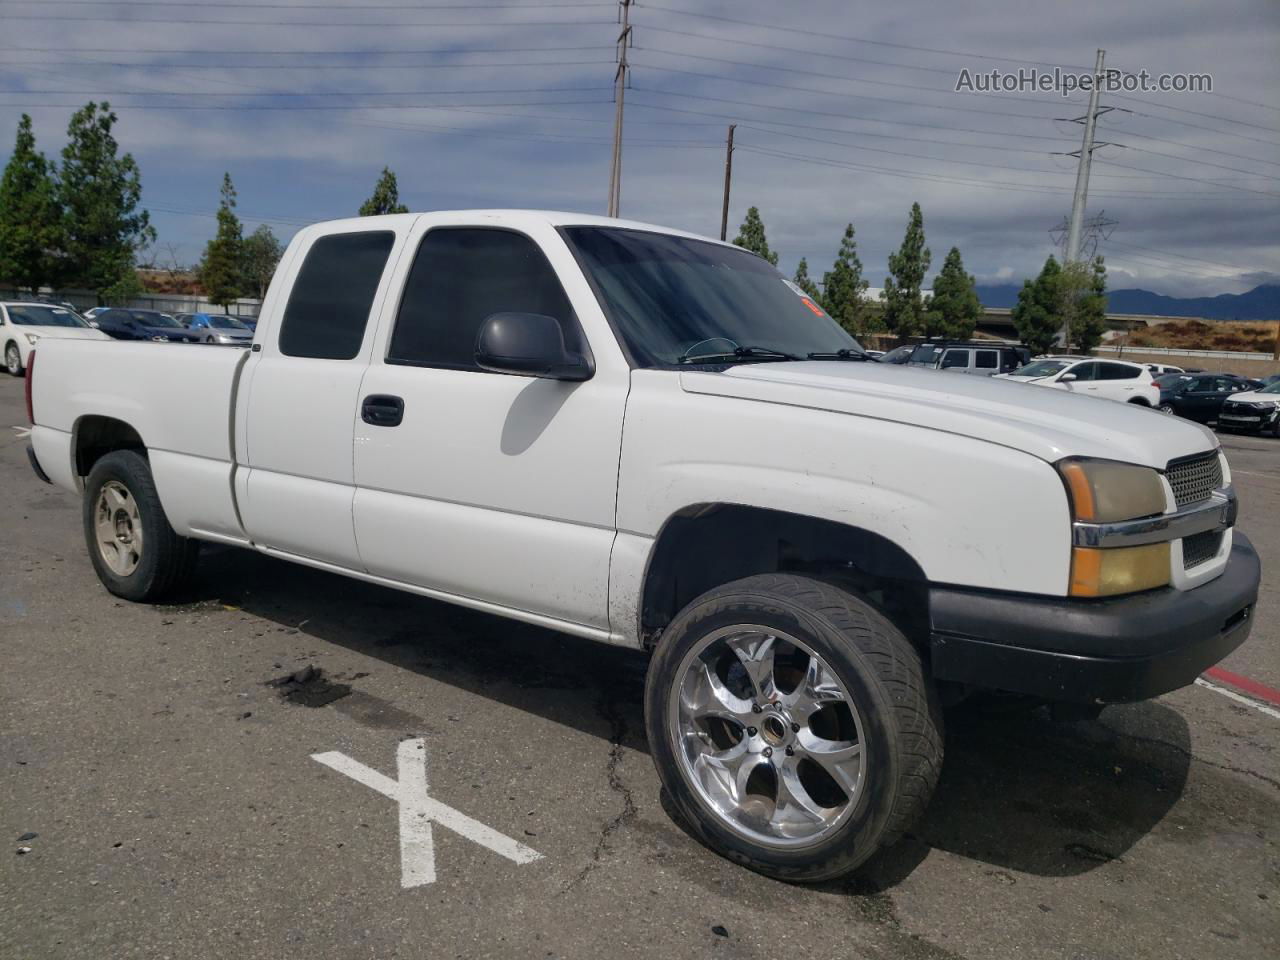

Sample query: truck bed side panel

[31,339,248,541]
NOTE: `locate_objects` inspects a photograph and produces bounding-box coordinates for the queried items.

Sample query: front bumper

[929,533,1260,703]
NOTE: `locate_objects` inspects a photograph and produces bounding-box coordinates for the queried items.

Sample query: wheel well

[74,416,145,476]
[1128,397,1152,406]
[640,504,930,651]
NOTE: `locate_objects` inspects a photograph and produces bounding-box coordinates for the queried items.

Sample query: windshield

[909,344,944,365]
[562,226,861,366]
[1010,359,1070,378]
[210,315,248,330]
[6,304,88,328]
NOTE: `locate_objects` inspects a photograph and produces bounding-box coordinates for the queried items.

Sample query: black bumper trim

[27,443,51,484]
[929,533,1260,703]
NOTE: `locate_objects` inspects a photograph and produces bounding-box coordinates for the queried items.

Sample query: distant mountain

[974,282,1280,321]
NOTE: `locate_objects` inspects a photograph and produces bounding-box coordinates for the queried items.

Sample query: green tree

[1011,255,1063,355]
[199,172,244,308]
[733,206,778,265]
[880,202,931,335]
[240,223,283,299]
[925,246,981,339]
[359,167,409,216]
[58,102,154,299]
[792,257,820,299]
[1060,256,1108,353]
[0,114,64,291]
[821,222,873,335]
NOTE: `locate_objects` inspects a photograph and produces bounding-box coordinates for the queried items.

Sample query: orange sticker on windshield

[800,297,825,316]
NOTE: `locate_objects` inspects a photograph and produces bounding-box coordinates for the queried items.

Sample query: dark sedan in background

[90,308,201,343]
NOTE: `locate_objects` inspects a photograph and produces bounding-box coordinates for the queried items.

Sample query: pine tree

[925,246,981,339]
[732,206,778,265]
[359,167,409,216]
[880,202,931,336]
[199,173,245,308]
[821,222,873,335]
[57,102,154,298]
[0,115,63,291]
[1011,255,1063,355]
[240,223,283,299]
[792,257,820,299]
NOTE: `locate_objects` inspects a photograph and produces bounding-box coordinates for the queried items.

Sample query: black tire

[1127,398,1150,407]
[83,450,199,602]
[644,573,942,882]
[1159,403,1176,414]
[4,341,22,377]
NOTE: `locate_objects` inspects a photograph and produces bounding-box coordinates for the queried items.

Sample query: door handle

[361,394,404,427]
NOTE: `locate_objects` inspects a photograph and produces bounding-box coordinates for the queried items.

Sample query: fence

[1,287,263,318]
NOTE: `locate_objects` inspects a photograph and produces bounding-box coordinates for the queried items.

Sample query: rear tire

[1159,403,1176,414]
[644,573,942,882]
[4,341,22,377]
[83,450,199,602]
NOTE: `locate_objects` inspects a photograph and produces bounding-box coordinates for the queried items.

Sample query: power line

[1108,146,1280,185]
[0,58,615,71]
[630,87,1076,142]
[637,2,1096,70]
[5,1,606,7]
[633,44,1079,106]
[633,63,1064,121]
[1105,238,1267,273]
[1094,156,1280,198]
[0,97,614,111]
[1109,94,1280,136]
[0,14,613,26]
[3,44,614,55]
[3,86,612,97]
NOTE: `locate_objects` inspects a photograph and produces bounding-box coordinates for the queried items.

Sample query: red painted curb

[1204,666,1280,707]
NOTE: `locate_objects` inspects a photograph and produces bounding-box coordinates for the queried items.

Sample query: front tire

[4,341,22,377]
[644,574,942,882]
[1159,402,1176,414]
[83,450,199,602]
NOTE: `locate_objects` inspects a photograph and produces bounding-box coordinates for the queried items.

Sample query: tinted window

[940,349,969,369]
[1187,376,1214,392]
[1069,362,1099,381]
[975,350,998,369]
[388,228,579,370]
[910,344,943,365]
[280,231,394,360]
[1099,362,1140,380]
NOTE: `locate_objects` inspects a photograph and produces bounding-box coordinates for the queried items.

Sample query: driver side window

[1069,362,1098,381]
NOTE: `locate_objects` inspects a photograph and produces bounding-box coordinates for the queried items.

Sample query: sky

[1,0,1277,297]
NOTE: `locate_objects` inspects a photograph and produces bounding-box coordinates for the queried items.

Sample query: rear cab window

[278,231,396,359]
[975,350,998,369]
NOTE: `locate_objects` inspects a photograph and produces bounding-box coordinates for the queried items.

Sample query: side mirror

[474,312,593,382]
[1058,372,1078,382]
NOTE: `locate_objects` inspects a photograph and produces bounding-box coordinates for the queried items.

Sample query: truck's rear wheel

[645,573,942,882]
[83,450,198,602]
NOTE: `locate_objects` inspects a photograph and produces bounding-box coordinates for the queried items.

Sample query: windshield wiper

[678,345,800,364]
[806,349,879,362]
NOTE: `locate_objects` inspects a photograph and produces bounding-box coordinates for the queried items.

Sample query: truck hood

[679,361,1217,468]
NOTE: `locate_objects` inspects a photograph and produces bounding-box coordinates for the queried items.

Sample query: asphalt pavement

[1,375,1276,960]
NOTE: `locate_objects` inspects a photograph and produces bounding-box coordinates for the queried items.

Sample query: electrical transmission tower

[1049,211,1118,261]
[606,0,633,218]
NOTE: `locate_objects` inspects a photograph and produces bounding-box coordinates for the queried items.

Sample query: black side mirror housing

[474,312,593,381]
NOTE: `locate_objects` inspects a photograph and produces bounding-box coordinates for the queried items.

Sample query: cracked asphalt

[1,375,1277,959]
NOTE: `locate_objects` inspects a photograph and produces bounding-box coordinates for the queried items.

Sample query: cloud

[0,0,1275,293]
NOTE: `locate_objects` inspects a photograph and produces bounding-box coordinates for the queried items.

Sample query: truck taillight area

[24,350,35,422]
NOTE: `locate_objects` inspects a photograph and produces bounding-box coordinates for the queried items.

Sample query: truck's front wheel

[644,573,942,882]
[83,450,199,602]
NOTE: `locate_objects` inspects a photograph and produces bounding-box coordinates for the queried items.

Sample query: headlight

[1058,458,1170,597]
[1058,458,1165,523]
[216,334,234,344]
[151,335,168,341]
[24,333,40,345]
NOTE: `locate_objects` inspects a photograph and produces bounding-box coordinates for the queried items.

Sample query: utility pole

[606,0,632,218]
[719,124,736,241]
[1062,48,1107,352]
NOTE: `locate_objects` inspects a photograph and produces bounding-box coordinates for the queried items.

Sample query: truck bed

[30,339,249,544]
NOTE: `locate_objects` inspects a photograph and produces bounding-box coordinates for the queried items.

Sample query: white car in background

[1,301,112,376]
[996,356,1160,406]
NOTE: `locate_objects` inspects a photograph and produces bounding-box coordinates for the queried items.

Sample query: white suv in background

[996,356,1159,405]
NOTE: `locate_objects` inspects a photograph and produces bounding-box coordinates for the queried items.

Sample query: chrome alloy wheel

[94,480,144,576]
[669,625,867,848]
[5,343,20,375]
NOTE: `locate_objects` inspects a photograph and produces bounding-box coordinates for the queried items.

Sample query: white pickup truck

[25,211,1260,881]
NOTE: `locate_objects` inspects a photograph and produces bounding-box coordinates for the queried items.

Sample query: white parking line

[312,738,543,888]
[1195,677,1280,721]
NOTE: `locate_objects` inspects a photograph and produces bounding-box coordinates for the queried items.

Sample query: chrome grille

[1182,529,1223,570]
[1166,452,1222,509]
